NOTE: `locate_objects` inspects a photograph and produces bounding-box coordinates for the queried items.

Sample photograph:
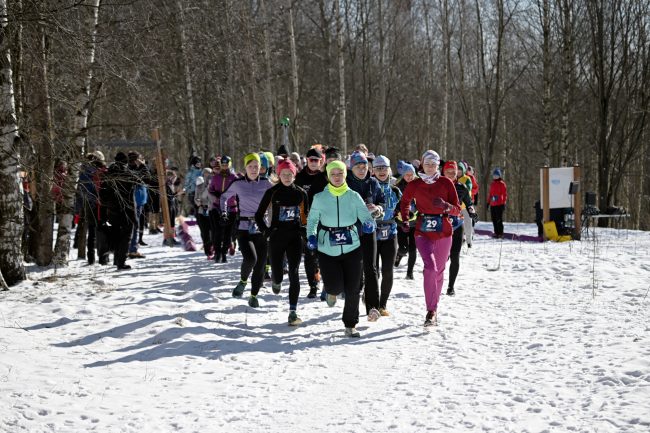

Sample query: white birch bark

[0,0,25,286]
[32,0,55,267]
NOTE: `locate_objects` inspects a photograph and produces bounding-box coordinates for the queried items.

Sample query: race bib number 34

[420,215,443,233]
[329,228,353,246]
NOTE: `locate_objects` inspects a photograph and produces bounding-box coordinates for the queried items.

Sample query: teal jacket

[307,187,374,257]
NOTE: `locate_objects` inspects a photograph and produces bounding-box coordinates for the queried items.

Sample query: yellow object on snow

[543,221,572,242]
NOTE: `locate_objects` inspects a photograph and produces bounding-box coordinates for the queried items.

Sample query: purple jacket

[209,171,239,212]
[220,175,273,231]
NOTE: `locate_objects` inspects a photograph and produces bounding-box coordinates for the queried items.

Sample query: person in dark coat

[98,152,137,270]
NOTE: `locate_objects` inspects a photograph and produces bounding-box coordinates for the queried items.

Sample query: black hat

[306,148,322,159]
[115,151,128,163]
[276,144,289,156]
[190,155,201,166]
[324,146,341,160]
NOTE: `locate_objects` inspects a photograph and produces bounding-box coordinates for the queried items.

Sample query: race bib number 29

[421,215,443,233]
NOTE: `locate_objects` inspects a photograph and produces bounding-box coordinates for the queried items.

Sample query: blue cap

[493,168,502,177]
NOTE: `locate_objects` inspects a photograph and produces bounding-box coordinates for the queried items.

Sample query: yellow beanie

[244,153,261,167]
[326,160,347,179]
[263,151,275,167]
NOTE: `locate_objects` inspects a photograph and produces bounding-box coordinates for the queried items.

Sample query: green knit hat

[326,160,347,179]
[244,152,261,167]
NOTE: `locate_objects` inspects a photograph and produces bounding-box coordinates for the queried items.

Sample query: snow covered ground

[1,221,649,432]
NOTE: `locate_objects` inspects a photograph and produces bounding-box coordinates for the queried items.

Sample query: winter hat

[326,160,347,179]
[202,167,213,176]
[443,160,458,172]
[263,151,275,167]
[220,155,232,168]
[258,152,270,170]
[367,153,376,163]
[114,151,128,164]
[457,161,466,175]
[277,159,297,176]
[244,152,261,167]
[411,159,421,170]
[373,155,390,168]
[397,160,414,176]
[325,146,342,161]
[349,150,368,167]
[276,144,289,157]
[493,168,503,178]
[89,150,105,162]
[421,150,440,165]
[306,148,323,159]
[127,151,140,163]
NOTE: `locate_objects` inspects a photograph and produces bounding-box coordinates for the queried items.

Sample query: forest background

[0,0,648,285]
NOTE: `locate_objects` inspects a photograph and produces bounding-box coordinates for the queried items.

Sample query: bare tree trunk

[260,0,276,150]
[53,0,101,265]
[177,0,197,154]
[31,1,55,267]
[242,4,263,147]
[0,0,25,286]
[376,0,387,156]
[440,0,452,157]
[335,0,347,154]
[540,0,553,165]
[288,1,300,149]
[558,0,574,167]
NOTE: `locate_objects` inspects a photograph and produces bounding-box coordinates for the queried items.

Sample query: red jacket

[400,176,461,240]
[488,179,507,206]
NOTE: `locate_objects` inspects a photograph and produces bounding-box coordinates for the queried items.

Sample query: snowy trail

[1,222,649,432]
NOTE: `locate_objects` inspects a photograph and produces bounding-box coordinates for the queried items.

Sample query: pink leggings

[415,235,453,312]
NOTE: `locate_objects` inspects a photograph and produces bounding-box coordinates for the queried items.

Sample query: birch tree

[0,0,25,287]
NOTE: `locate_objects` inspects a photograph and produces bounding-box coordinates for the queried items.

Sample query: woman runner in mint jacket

[306,160,376,338]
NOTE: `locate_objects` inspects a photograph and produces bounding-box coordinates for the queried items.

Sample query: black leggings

[376,236,397,308]
[397,227,417,273]
[210,209,234,256]
[318,248,363,328]
[269,229,303,308]
[448,226,464,290]
[237,230,268,295]
[196,212,212,256]
[490,205,505,236]
[359,232,380,312]
[302,233,320,288]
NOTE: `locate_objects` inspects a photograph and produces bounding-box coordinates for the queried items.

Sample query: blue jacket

[346,171,385,205]
[306,187,374,257]
[375,179,402,240]
[184,166,203,194]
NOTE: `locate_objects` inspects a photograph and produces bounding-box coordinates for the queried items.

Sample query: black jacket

[295,168,328,206]
[255,182,309,235]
